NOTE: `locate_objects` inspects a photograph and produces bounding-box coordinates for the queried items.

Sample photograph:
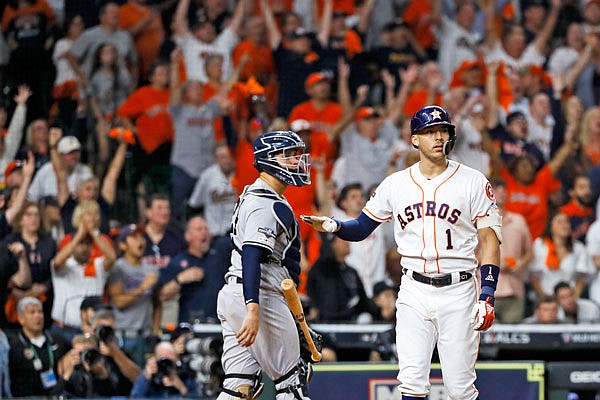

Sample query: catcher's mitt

[297,322,323,362]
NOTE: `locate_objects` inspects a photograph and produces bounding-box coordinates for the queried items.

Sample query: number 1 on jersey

[445,228,454,250]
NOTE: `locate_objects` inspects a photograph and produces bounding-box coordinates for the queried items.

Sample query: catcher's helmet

[253,131,311,186]
[410,105,456,155]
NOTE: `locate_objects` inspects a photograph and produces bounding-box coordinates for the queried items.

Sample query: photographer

[60,333,132,397]
[59,334,97,381]
[131,341,198,398]
[91,308,141,383]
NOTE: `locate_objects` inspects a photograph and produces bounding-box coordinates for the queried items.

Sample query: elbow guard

[476,205,502,243]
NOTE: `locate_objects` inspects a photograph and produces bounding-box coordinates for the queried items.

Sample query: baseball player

[217,131,311,399]
[303,106,501,400]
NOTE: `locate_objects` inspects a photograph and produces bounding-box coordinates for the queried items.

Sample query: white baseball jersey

[364,160,497,274]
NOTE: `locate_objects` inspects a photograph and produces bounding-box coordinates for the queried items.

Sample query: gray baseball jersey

[227,178,298,290]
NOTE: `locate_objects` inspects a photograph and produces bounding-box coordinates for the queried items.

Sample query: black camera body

[152,356,177,385]
[156,357,176,376]
[95,325,116,343]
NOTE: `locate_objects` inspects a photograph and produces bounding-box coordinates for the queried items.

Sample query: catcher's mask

[410,105,456,155]
[253,131,311,186]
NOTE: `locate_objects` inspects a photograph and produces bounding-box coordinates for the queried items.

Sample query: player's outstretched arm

[301,212,381,241]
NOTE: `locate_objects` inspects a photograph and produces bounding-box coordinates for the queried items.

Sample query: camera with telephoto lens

[184,336,223,356]
[188,355,223,375]
[81,348,103,366]
[180,334,224,397]
[95,325,116,343]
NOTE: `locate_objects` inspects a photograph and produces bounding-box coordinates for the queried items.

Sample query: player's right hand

[300,215,340,233]
[237,304,259,347]
[471,300,495,331]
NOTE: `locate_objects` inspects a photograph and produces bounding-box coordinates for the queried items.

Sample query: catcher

[216,131,318,399]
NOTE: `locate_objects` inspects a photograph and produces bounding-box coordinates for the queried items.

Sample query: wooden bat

[281,279,322,362]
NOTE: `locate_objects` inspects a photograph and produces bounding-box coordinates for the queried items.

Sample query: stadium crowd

[1,0,600,397]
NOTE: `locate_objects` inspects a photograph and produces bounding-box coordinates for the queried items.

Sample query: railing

[190,322,600,361]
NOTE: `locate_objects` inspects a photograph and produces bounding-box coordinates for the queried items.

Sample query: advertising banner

[546,362,600,390]
[305,362,544,400]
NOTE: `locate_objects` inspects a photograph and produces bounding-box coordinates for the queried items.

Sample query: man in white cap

[28,131,93,201]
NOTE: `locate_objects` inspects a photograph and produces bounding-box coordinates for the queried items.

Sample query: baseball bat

[281,279,322,362]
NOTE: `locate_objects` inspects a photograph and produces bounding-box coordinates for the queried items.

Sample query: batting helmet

[253,131,311,186]
[410,105,456,155]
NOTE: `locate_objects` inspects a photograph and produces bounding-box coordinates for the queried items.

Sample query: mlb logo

[368,378,446,400]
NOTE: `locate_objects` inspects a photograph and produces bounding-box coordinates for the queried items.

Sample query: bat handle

[311,350,322,362]
[300,324,322,362]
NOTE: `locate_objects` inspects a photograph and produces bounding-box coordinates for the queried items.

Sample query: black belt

[405,269,472,288]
